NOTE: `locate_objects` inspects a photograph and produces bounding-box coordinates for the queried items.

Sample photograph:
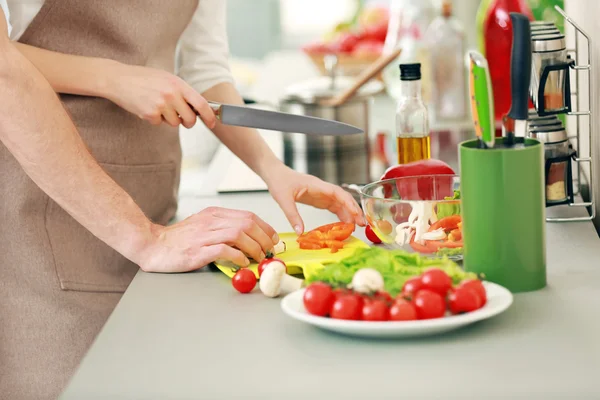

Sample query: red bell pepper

[380,159,455,200]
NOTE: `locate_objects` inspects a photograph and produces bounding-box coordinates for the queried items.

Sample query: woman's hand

[264,165,366,235]
[103,62,216,129]
[139,207,279,273]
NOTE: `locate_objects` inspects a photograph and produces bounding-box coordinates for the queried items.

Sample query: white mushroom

[259,261,303,298]
[273,240,286,255]
[349,268,385,294]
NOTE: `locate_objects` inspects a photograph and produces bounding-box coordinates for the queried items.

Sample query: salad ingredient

[459,279,487,306]
[362,299,389,321]
[259,261,303,298]
[448,286,482,314]
[376,219,393,235]
[422,228,446,241]
[273,240,287,255]
[448,229,462,242]
[413,290,446,320]
[429,215,461,233]
[389,299,418,321]
[297,222,355,253]
[395,201,438,246]
[365,225,382,244]
[305,247,475,297]
[232,269,257,294]
[380,159,455,199]
[257,257,285,278]
[349,268,385,294]
[373,291,393,304]
[303,283,335,317]
[330,294,363,320]
[436,190,461,219]
[401,277,424,297]
[420,268,452,297]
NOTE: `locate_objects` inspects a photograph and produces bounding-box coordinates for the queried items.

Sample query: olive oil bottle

[396,63,430,164]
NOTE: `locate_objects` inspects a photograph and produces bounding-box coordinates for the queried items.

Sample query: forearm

[202,82,282,180]
[13,42,114,97]
[0,42,154,265]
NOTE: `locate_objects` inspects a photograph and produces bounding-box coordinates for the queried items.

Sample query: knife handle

[190,101,222,120]
[507,13,532,121]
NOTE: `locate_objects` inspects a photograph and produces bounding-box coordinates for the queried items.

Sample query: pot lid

[532,34,566,52]
[529,126,568,144]
[281,75,384,104]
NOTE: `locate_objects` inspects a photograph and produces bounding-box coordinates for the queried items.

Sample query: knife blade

[199,102,363,136]
[468,51,495,149]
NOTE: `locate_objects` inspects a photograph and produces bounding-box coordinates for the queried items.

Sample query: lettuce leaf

[436,189,461,219]
[305,247,475,297]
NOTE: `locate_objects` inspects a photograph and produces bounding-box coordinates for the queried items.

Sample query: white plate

[280,282,513,339]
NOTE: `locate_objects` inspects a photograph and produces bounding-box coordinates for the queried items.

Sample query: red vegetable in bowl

[365,225,382,244]
[380,159,455,200]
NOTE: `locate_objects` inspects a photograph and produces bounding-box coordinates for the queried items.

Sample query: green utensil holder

[459,138,547,293]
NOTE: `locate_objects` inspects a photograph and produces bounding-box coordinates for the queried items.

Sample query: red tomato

[365,225,382,244]
[257,258,286,277]
[232,269,257,293]
[303,283,335,317]
[332,33,360,53]
[352,39,384,56]
[362,22,388,42]
[362,299,389,321]
[332,288,352,302]
[420,268,452,297]
[380,159,455,199]
[458,279,487,306]
[374,291,393,304]
[413,290,446,320]
[389,298,418,321]
[401,277,424,298]
[330,294,363,320]
[448,287,482,314]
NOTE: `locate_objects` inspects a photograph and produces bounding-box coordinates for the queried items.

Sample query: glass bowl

[359,175,463,260]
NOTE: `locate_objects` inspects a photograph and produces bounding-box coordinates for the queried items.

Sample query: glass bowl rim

[359,174,460,202]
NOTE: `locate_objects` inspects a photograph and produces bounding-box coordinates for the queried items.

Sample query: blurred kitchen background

[180,0,600,234]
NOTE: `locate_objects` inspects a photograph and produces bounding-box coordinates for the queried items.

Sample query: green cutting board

[215,232,369,280]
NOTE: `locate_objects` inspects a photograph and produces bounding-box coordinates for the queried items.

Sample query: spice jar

[530,33,572,116]
[529,126,575,206]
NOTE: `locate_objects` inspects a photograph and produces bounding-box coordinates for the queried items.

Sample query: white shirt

[0,0,11,36]
[5,0,234,94]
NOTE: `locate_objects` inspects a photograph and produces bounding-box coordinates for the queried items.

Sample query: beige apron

[0,1,199,398]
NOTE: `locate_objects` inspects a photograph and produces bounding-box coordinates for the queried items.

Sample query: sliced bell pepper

[428,215,462,233]
[297,222,354,252]
[448,229,462,242]
[409,237,437,254]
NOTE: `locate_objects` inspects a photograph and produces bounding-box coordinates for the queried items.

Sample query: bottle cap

[399,63,421,81]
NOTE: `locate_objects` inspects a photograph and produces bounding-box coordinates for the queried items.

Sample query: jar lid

[529,126,568,144]
[281,76,383,104]
[532,34,566,52]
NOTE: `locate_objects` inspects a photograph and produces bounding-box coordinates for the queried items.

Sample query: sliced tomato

[428,215,462,233]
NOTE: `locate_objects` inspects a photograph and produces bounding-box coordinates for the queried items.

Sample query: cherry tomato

[376,220,393,235]
[374,291,393,304]
[361,299,389,321]
[330,294,363,320]
[389,298,418,321]
[413,289,446,320]
[303,282,335,317]
[420,268,452,297]
[448,286,482,314]
[458,279,487,306]
[401,277,424,298]
[332,288,352,302]
[232,268,257,293]
[365,225,382,244]
[257,257,286,277]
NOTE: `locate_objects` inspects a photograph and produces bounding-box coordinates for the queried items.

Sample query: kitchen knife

[468,50,495,149]
[196,102,363,136]
[506,13,532,146]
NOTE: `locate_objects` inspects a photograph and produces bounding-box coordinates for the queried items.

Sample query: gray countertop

[60,189,600,399]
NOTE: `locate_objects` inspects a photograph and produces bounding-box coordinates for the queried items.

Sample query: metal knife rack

[544,6,595,222]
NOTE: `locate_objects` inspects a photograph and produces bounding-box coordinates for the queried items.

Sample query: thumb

[276,191,305,235]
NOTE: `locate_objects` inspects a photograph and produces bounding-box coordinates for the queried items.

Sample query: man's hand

[138,207,279,273]
[263,165,366,235]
